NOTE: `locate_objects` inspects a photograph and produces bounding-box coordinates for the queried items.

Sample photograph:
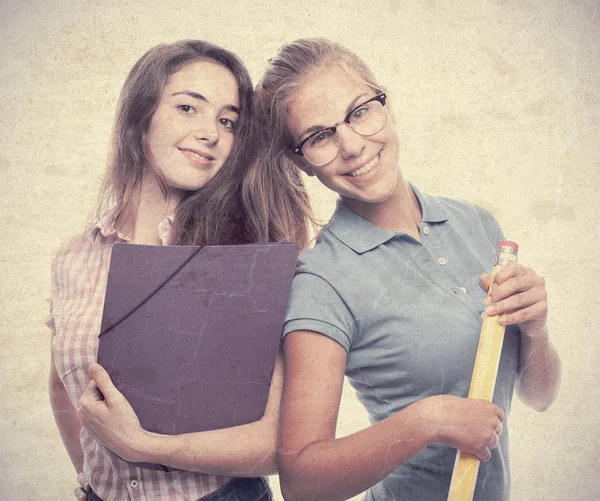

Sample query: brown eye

[219,118,237,131]
[177,104,196,114]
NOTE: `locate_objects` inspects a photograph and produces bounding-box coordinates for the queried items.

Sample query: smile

[179,148,215,162]
[347,154,380,177]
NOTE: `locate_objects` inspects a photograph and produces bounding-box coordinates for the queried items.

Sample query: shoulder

[434,195,493,220]
[49,231,100,291]
[433,195,503,243]
[296,225,353,276]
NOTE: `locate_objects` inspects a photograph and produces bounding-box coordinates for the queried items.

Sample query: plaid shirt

[47,207,229,500]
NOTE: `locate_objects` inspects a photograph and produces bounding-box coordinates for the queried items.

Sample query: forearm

[49,379,84,472]
[516,328,562,411]
[138,416,278,476]
[280,401,432,501]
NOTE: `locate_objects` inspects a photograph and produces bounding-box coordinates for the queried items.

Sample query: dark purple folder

[97,242,299,469]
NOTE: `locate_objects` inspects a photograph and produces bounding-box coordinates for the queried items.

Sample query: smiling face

[146,59,240,195]
[286,64,401,207]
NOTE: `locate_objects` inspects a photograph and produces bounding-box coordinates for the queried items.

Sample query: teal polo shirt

[283,184,520,501]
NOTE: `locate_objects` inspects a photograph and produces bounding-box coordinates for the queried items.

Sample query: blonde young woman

[253,38,561,501]
[47,40,310,501]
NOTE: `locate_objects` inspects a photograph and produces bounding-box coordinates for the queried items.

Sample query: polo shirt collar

[327,183,449,254]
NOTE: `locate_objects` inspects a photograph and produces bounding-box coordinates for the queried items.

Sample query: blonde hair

[244,38,382,246]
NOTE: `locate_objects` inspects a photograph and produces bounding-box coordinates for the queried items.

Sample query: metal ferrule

[496,246,518,266]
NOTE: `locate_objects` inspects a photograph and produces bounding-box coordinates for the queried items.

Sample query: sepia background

[1,0,599,499]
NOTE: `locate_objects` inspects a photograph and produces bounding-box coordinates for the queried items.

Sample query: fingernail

[482,296,491,306]
[485,306,495,315]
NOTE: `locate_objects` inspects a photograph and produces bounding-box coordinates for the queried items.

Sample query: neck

[342,177,422,239]
[117,172,184,244]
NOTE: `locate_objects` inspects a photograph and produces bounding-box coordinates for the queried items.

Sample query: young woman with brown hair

[47,39,311,501]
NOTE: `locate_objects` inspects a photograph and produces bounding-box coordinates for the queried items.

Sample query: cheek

[146,117,168,154]
[221,134,236,158]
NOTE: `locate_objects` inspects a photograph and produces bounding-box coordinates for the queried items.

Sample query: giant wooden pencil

[446,240,519,501]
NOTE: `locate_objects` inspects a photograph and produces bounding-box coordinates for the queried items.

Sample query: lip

[342,151,382,177]
[178,147,216,165]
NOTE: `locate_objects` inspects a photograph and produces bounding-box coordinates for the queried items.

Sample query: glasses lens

[349,99,387,136]
[303,129,339,166]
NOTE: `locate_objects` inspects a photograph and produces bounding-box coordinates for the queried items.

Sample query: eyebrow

[171,91,240,114]
[299,93,369,140]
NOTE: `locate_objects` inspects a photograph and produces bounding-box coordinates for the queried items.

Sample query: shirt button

[438,257,447,266]
[423,226,430,235]
[458,287,467,293]
[130,480,139,489]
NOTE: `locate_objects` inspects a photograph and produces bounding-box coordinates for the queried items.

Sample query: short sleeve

[283,272,358,352]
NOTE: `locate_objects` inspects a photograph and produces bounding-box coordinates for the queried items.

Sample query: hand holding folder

[97,242,298,445]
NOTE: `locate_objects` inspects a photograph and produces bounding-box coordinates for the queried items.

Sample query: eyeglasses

[292,93,388,166]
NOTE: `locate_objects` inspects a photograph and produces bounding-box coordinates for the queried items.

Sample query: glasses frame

[291,93,388,166]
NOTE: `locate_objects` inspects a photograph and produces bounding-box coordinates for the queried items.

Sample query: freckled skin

[287,66,404,209]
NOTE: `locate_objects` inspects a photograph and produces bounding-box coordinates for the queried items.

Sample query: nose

[192,118,219,144]
[336,123,364,160]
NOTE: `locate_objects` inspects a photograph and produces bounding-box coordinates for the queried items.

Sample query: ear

[284,149,315,177]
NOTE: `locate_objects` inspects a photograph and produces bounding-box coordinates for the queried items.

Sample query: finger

[488,274,538,306]
[485,289,543,317]
[496,406,506,423]
[80,381,105,406]
[478,446,492,463]
[496,421,503,436]
[77,473,90,491]
[497,302,547,327]
[89,363,120,405]
[74,487,87,501]
[491,262,521,287]
[487,432,499,450]
[479,273,492,293]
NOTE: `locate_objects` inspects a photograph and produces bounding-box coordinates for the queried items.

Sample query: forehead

[163,59,240,107]
[287,65,374,136]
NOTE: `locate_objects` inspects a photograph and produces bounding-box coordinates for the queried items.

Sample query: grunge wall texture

[1,1,598,499]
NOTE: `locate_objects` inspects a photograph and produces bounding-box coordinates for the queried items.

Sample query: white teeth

[349,155,379,177]
[187,151,211,161]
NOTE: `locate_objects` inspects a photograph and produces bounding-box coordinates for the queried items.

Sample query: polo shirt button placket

[423,226,430,235]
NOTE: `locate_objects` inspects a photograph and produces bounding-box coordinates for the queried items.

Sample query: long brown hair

[245,37,381,246]
[95,39,257,245]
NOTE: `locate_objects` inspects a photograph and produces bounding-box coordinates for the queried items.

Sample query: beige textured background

[1,0,599,500]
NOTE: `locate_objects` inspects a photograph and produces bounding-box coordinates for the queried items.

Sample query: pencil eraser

[499,240,519,250]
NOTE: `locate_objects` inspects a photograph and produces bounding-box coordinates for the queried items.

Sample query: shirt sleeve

[282,271,358,352]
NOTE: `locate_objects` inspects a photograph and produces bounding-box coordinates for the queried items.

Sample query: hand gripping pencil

[446,240,519,501]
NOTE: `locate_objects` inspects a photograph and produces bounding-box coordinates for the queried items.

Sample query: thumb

[479,273,492,293]
[89,363,119,404]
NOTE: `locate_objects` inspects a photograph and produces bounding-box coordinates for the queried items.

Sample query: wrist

[127,429,160,463]
[410,397,441,446]
[520,325,550,342]
[519,320,549,340]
